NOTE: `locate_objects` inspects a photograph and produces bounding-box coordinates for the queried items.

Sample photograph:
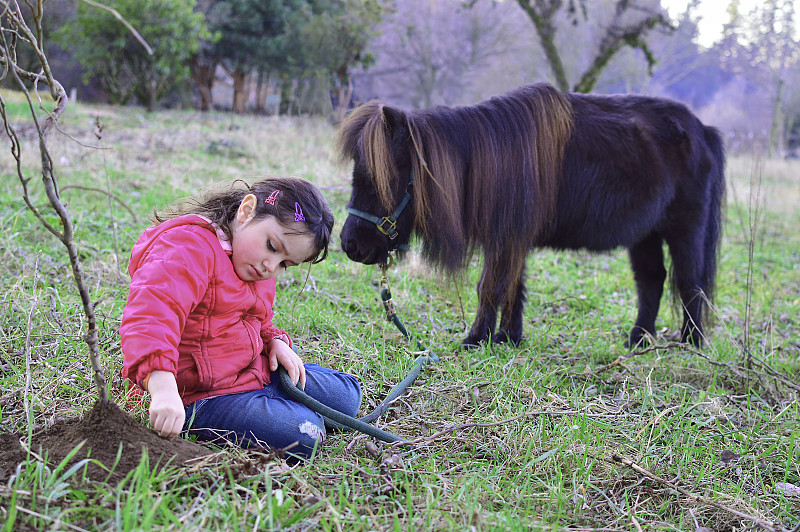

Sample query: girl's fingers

[273,347,305,387]
[158,415,180,438]
[150,413,160,433]
[151,409,184,438]
[154,413,168,437]
[168,412,185,438]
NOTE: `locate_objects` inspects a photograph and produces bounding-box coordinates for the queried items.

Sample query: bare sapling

[0,1,108,402]
[742,157,763,368]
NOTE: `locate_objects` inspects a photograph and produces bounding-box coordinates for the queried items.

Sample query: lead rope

[279,254,439,444]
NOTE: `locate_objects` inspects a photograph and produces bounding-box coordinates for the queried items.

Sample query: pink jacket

[120,215,292,406]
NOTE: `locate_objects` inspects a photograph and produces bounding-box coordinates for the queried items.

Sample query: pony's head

[336,103,415,265]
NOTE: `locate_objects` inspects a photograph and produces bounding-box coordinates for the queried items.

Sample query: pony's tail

[701,126,726,314]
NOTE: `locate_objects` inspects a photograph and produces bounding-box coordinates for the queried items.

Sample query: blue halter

[346,169,413,246]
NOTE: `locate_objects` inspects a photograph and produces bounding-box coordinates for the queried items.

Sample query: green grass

[0,92,798,530]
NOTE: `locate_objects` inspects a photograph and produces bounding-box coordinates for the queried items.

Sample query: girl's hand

[146,370,185,438]
[268,338,306,389]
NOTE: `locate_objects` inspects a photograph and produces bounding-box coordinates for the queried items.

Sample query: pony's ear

[381,105,407,131]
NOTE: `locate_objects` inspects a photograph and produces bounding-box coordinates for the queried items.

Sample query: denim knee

[183,393,329,460]
[339,373,362,418]
[301,364,363,418]
[278,415,326,458]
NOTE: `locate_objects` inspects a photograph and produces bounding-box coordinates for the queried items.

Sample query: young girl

[120,177,361,459]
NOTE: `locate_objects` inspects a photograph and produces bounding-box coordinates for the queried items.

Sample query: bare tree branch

[602,453,789,532]
[0,0,109,402]
[78,0,153,55]
[574,3,671,93]
[515,0,570,91]
[515,0,672,93]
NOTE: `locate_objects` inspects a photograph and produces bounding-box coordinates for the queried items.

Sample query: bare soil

[0,400,214,483]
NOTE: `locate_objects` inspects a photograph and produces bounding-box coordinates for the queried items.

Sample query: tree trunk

[769,76,785,157]
[279,75,293,115]
[515,0,570,92]
[255,69,268,114]
[574,13,665,94]
[335,82,353,123]
[516,0,668,94]
[334,67,354,123]
[147,79,157,112]
[232,70,249,114]
[190,56,215,112]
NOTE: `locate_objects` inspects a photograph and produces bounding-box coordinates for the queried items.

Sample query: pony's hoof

[625,329,653,350]
[491,331,521,346]
[460,337,484,350]
[680,328,704,347]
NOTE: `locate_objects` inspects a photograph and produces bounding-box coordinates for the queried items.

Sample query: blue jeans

[183,363,361,459]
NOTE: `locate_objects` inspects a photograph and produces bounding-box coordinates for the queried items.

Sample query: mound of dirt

[0,400,214,483]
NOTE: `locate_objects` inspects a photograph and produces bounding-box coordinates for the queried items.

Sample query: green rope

[279,275,439,444]
[278,367,406,443]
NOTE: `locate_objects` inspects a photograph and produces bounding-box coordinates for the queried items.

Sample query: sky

[661,0,761,47]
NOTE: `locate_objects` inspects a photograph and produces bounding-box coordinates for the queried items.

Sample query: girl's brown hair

[154,177,334,264]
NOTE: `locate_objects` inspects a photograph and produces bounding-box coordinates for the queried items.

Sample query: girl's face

[230,194,316,282]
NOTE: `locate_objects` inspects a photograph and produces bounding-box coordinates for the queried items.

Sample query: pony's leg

[494,265,527,346]
[627,233,666,348]
[665,233,706,346]
[462,264,499,347]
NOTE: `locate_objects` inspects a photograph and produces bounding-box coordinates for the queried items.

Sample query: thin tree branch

[602,453,788,532]
[61,184,139,223]
[77,0,153,55]
[24,252,41,437]
[388,407,628,448]
[583,341,799,394]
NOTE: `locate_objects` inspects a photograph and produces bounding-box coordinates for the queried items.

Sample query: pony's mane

[337,83,574,271]
[335,102,398,210]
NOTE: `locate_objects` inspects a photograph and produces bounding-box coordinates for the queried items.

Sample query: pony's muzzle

[340,219,390,265]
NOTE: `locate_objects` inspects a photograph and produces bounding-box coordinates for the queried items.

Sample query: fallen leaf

[301,494,320,506]
[720,449,740,463]
[365,440,381,458]
[775,482,800,497]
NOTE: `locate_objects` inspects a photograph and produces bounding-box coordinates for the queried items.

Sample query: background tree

[207,0,308,114]
[514,0,672,93]
[355,0,525,108]
[592,0,729,106]
[188,0,221,111]
[298,0,383,121]
[718,0,800,156]
[645,1,728,108]
[55,0,209,111]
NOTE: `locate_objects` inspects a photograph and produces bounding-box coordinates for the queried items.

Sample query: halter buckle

[376,216,398,239]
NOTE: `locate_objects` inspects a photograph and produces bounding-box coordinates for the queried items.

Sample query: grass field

[0,90,798,531]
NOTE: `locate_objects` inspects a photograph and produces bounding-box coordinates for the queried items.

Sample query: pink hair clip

[266,190,280,205]
[294,202,305,222]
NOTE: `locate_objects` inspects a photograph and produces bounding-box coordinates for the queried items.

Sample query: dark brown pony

[336,83,725,348]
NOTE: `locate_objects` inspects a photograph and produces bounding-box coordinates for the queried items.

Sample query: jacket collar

[194,215,232,254]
